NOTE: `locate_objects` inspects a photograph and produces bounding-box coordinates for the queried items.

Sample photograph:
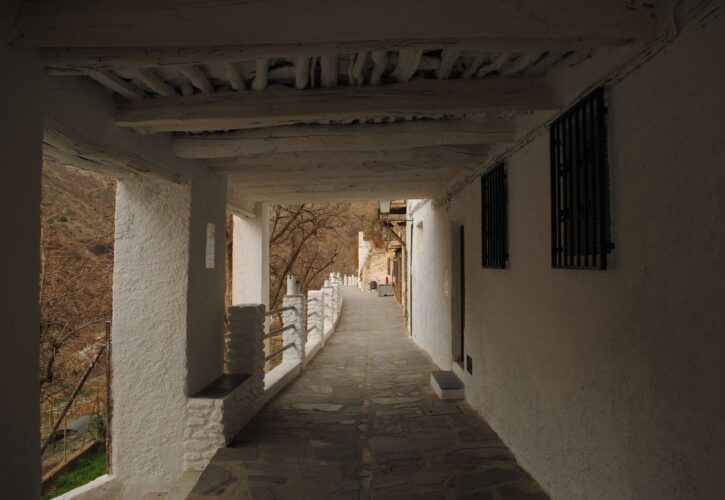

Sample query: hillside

[40,164,116,405]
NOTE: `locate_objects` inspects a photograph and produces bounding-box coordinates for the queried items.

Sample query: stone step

[430,370,464,400]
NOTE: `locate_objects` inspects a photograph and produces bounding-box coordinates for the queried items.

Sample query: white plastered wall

[409,10,725,500]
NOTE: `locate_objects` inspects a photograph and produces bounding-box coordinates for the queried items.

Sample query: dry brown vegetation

[39,164,116,406]
[268,202,377,308]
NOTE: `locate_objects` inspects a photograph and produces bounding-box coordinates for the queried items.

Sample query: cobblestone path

[189,289,548,500]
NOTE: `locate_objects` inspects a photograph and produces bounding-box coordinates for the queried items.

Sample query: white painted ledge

[54,474,120,499]
[262,313,341,401]
[303,337,324,368]
[262,359,301,405]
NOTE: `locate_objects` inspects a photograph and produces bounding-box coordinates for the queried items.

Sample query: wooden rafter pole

[206,145,489,171]
[385,221,406,247]
[174,119,513,158]
[116,77,558,133]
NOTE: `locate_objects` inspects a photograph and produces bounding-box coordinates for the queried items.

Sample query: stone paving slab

[188,289,549,500]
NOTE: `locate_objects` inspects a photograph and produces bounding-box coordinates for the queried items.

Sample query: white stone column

[331,274,342,323]
[282,292,307,362]
[307,290,324,343]
[232,202,269,307]
[226,304,265,375]
[328,275,337,323]
[112,170,227,496]
[337,273,343,307]
[0,47,43,499]
[112,177,192,494]
[322,280,334,336]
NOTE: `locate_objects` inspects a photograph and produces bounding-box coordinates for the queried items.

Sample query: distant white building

[357,231,372,288]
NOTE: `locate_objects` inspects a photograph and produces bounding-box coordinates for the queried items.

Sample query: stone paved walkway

[188,289,549,500]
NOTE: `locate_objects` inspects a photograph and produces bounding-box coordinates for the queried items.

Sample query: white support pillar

[112,177,192,495]
[186,172,228,395]
[329,275,337,323]
[307,290,324,343]
[282,289,307,362]
[322,279,334,337]
[112,170,227,496]
[330,273,342,323]
[0,47,43,499]
[232,202,269,307]
[336,273,343,303]
[226,304,265,376]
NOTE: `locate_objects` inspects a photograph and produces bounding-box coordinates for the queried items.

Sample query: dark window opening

[481,163,508,269]
[550,87,613,270]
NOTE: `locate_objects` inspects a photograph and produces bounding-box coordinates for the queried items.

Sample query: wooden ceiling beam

[230,171,461,188]
[116,77,557,133]
[233,180,448,194]
[43,76,187,182]
[130,68,178,97]
[206,146,488,172]
[17,0,656,50]
[230,180,449,202]
[42,32,647,73]
[216,162,469,179]
[87,70,146,100]
[239,187,446,203]
[177,65,214,93]
[174,119,512,158]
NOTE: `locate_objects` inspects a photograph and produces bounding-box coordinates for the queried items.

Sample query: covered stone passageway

[2,1,725,499]
[189,288,547,499]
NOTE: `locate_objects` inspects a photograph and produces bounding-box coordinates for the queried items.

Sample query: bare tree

[38,164,115,404]
[39,247,110,403]
[268,203,369,308]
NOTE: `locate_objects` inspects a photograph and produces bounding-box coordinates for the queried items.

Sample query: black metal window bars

[550,87,613,270]
[482,163,508,269]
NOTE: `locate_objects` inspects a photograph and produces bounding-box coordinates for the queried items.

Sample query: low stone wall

[183,377,262,471]
[183,398,225,470]
[182,304,265,471]
[182,274,352,472]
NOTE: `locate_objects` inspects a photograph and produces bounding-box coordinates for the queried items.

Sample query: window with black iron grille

[550,87,613,270]
[481,163,508,269]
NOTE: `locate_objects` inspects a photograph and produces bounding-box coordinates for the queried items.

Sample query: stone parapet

[183,304,265,471]
[322,285,334,336]
[307,290,324,342]
[282,294,307,362]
